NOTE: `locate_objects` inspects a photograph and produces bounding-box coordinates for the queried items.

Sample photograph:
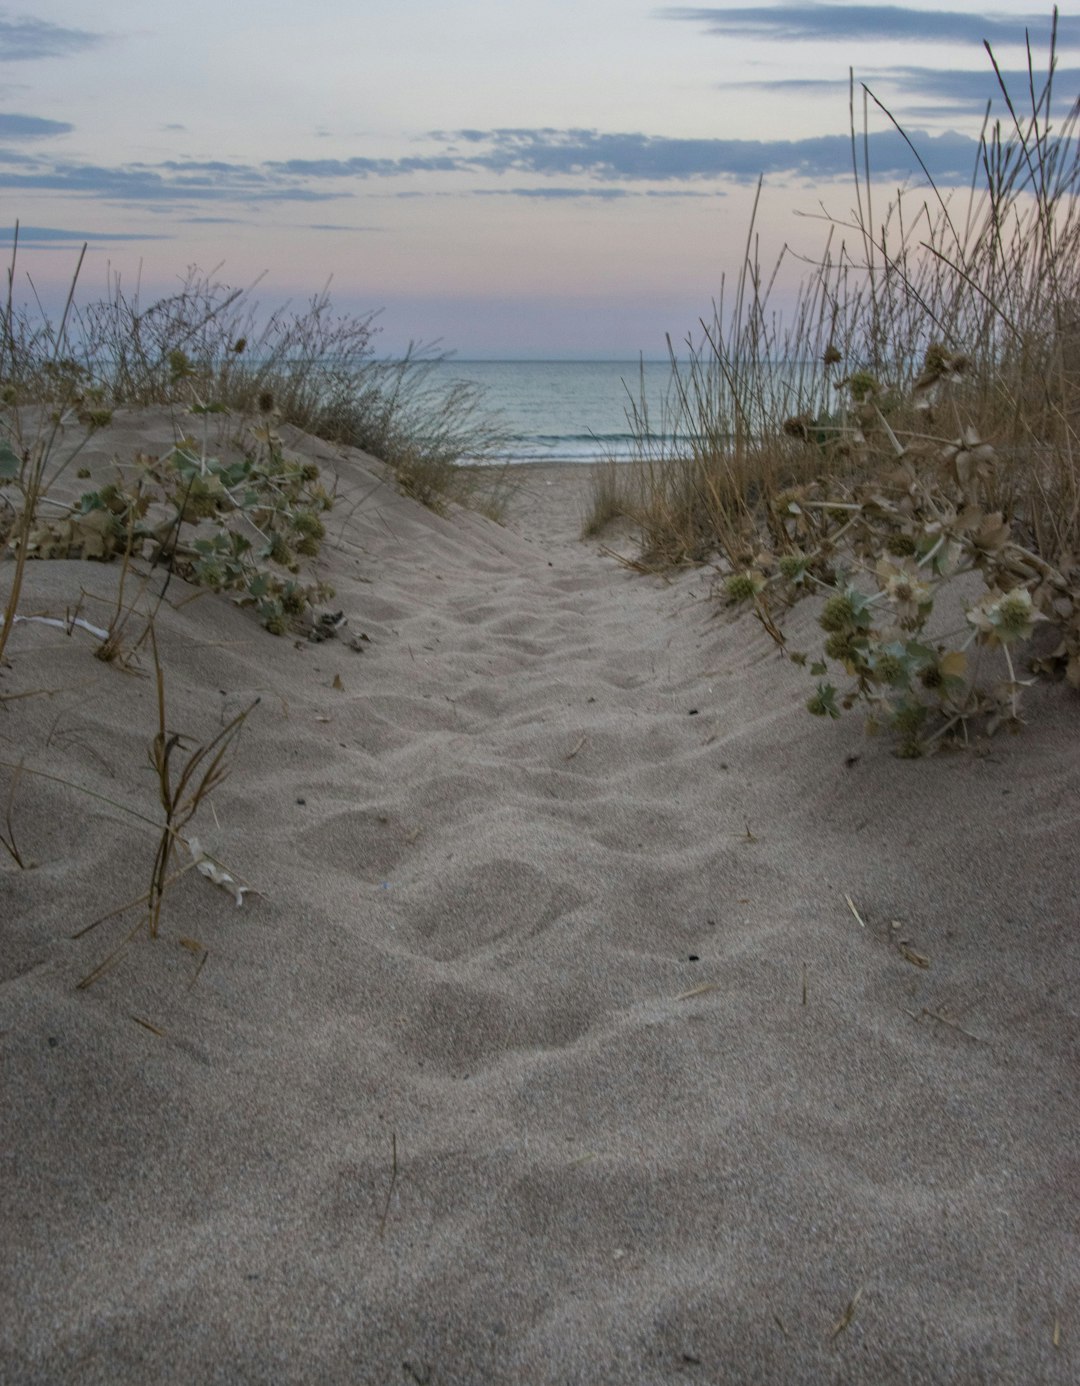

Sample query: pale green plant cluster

[724,350,1069,755]
[78,417,333,636]
[589,14,1080,754]
[0,391,334,642]
[0,182,507,984]
[1,253,510,662]
[2,260,509,517]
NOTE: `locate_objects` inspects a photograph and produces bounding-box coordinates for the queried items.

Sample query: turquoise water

[424,358,828,465]
[425,359,679,464]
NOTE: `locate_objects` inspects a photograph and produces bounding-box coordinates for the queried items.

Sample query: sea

[424,359,680,466]
[422,357,828,465]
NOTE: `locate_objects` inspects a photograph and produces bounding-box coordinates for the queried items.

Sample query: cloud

[475,186,633,200]
[473,185,723,200]
[875,64,1080,117]
[0,118,1054,215]
[264,125,995,186]
[729,66,1080,119]
[662,5,1064,47]
[0,223,169,246]
[0,157,344,202]
[0,112,72,138]
[444,126,985,184]
[0,14,105,61]
[265,155,462,177]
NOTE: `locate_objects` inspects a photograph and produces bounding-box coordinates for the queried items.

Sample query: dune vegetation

[586,20,1080,754]
[0,259,512,669]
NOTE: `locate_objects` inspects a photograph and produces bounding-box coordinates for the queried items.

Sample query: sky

[0,1,1076,357]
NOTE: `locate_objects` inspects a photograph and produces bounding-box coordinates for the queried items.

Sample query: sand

[2,413,1078,1384]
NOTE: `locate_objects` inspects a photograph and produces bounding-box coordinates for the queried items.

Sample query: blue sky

[0,1,1075,356]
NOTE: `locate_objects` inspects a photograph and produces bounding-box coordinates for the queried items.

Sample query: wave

[489,432,709,465]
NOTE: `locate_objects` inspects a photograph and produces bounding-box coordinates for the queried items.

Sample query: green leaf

[846,586,874,628]
[169,449,201,478]
[810,661,828,677]
[905,640,936,665]
[807,682,840,719]
[219,462,251,488]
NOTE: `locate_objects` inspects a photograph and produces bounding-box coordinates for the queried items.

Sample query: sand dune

[2,414,1077,1383]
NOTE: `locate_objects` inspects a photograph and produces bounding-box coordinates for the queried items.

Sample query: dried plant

[591,13,1080,754]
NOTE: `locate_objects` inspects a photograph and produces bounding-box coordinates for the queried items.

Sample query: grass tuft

[590,14,1080,751]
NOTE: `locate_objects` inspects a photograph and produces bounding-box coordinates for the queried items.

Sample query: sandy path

[2,419,1077,1383]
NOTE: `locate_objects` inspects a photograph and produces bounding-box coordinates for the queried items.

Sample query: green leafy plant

[6,416,336,635]
[728,352,1068,753]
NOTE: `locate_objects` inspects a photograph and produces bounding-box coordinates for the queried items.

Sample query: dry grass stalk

[584,16,1080,753]
[0,757,27,867]
[145,626,256,940]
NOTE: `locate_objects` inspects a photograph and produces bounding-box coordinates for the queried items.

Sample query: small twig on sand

[907,1006,987,1044]
[830,1286,863,1341]
[675,982,719,1001]
[845,894,867,928]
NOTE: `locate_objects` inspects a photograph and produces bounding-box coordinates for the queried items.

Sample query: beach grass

[0,253,512,675]
[587,21,1080,571]
[585,17,1080,748]
[0,250,511,957]
[1,258,510,522]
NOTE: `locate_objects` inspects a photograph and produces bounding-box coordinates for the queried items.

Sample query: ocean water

[425,359,679,465]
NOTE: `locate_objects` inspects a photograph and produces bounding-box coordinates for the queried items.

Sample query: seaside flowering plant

[1,375,335,637]
[586,23,1080,757]
[722,347,1074,755]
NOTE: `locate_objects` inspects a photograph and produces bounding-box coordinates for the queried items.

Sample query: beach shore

[2,416,1077,1383]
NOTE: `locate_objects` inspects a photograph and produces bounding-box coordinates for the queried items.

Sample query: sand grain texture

[2,416,1078,1384]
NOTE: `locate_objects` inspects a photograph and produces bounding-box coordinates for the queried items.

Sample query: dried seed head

[892,701,927,734]
[919,662,944,690]
[198,561,226,589]
[826,632,863,663]
[268,532,293,565]
[294,510,325,539]
[846,371,879,402]
[996,590,1036,635]
[819,593,857,632]
[725,572,761,603]
[874,652,906,684]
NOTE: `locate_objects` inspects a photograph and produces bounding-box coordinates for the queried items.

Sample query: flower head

[967,586,1044,645]
[875,557,932,626]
